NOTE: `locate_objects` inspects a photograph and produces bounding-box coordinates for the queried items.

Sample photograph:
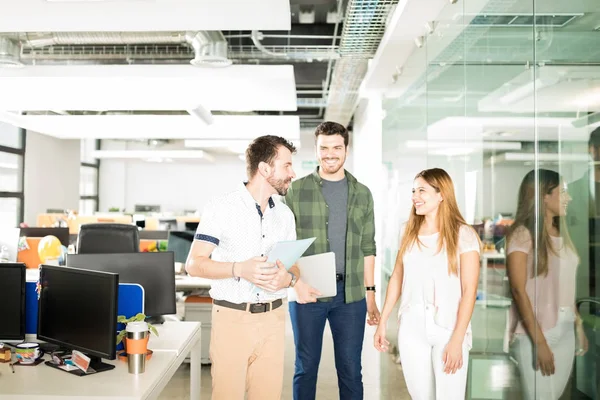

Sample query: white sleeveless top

[398,225,480,348]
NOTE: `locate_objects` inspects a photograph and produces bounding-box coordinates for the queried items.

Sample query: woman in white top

[506,169,588,400]
[374,168,481,400]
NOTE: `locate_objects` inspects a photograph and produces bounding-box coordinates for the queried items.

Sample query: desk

[175,275,211,291]
[480,252,505,309]
[0,322,201,400]
[175,276,211,364]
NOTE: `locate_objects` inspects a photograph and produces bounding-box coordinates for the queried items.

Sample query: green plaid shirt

[284,167,376,303]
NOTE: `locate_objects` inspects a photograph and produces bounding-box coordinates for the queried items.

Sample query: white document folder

[288,252,337,302]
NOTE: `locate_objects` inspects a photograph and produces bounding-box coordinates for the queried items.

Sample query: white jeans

[398,305,470,400]
[511,308,575,400]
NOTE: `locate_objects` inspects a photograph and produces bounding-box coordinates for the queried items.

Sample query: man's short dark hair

[589,126,600,148]
[314,121,349,147]
[246,135,297,178]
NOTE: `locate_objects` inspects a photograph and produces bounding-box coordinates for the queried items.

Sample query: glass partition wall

[382,0,599,398]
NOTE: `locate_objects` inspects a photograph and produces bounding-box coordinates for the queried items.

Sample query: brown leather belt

[213,298,283,314]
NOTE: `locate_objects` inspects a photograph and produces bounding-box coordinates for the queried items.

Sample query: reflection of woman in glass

[374,168,481,399]
[507,169,588,400]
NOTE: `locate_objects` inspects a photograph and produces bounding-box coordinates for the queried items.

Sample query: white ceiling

[0,114,301,140]
[478,66,600,113]
[0,0,291,32]
[426,116,598,142]
[361,0,489,96]
[0,65,297,112]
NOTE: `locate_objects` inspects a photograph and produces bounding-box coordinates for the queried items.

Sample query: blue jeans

[289,280,367,400]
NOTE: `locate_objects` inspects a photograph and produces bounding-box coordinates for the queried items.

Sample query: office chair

[76,223,140,254]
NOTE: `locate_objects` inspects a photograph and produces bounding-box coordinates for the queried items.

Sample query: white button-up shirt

[195,183,296,304]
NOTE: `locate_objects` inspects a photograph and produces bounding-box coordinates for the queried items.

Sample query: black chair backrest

[77,223,139,254]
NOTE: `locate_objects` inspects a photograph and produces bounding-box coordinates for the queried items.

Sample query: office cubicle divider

[25,282,144,336]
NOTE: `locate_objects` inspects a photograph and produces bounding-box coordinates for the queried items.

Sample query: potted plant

[116,313,159,360]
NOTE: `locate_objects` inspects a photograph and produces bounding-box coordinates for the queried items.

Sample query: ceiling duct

[17,31,231,67]
[324,0,399,126]
[185,31,231,67]
[21,32,187,47]
[0,37,23,68]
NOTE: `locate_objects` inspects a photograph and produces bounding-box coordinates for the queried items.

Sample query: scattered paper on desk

[58,364,79,372]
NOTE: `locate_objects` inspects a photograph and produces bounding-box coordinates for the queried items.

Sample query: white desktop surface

[174,275,211,291]
[0,322,201,400]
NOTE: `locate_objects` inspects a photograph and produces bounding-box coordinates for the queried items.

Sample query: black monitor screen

[66,252,176,317]
[0,263,25,341]
[37,265,118,360]
[167,231,194,264]
[20,227,70,246]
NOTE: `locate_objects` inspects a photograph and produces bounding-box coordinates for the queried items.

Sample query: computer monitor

[20,227,70,246]
[139,230,169,240]
[0,263,25,341]
[66,252,176,320]
[37,265,118,374]
[167,231,194,264]
[134,204,161,213]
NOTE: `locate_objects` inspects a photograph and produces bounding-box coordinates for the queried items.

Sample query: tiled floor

[158,274,592,399]
[158,310,408,399]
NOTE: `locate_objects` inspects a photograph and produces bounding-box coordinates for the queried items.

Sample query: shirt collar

[239,182,275,216]
[311,166,356,185]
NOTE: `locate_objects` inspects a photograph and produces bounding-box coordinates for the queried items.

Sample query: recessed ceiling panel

[0,0,291,32]
[0,65,297,112]
[0,114,300,140]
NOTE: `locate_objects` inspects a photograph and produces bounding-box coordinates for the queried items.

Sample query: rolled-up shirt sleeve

[194,200,222,246]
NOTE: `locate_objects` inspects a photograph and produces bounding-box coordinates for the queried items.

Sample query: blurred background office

[0,0,599,398]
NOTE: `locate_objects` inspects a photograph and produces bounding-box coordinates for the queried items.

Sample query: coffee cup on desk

[15,343,43,364]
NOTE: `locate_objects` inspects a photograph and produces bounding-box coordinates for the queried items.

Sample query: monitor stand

[45,355,115,376]
[88,356,115,374]
[145,315,165,325]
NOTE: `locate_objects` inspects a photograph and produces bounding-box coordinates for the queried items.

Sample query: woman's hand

[373,324,390,352]
[442,337,463,374]
[535,341,555,376]
[576,322,589,356]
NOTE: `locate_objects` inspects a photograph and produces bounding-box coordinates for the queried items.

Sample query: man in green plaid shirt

[285,121,380,400]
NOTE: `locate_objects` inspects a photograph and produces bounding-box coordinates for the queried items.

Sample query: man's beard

[268,176,291,196]
[320,157,344,174]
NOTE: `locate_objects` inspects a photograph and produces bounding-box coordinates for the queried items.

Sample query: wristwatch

[288,272,298,288]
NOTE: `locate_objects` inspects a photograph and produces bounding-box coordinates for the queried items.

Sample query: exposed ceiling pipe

[251,30,340,61]
[15,31,232,67]
[21,32,187,47]
[324,0,399,126]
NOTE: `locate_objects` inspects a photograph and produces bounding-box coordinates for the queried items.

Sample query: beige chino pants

[210,302,286,400]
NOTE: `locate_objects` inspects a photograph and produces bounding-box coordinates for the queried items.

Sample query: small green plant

[116,313,159,345]
[108,207,120,212]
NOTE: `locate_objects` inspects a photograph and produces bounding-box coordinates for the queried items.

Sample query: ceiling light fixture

[187,104,214,125]
[424,21,436,34]
[91,150,215,162]
[499,69,561,105]
[571,111,600,128]
[414,36,424,48]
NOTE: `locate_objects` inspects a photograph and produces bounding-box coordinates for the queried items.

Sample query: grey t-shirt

[321,177,348,275]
